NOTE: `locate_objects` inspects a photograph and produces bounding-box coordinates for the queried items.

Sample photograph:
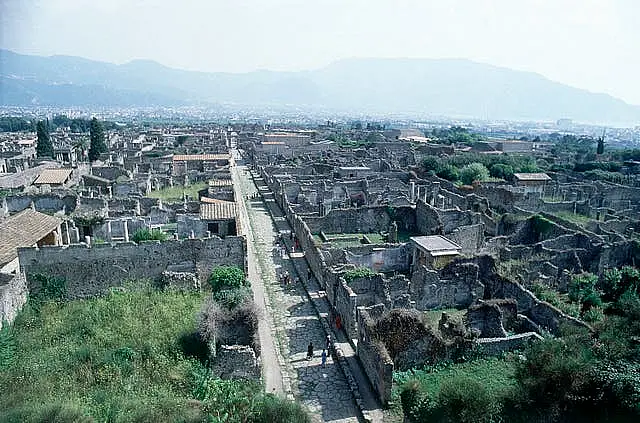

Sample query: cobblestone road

[233,164,362,423]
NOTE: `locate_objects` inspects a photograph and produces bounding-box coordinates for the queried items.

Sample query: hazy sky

[2,0,640,104]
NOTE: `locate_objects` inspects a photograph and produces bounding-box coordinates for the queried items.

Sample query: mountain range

[1,49,638,124]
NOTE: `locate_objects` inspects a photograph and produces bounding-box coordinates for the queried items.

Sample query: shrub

[436,164,459,181]
[489,163,514,180]
[30,273,67,301]
[207,266,247,293]
[422,156,441,173]
[459,162,490,185]
[252,394,312,423]
[198,297,260,351]
[131,228,168,243]
[438,376,501,423]
[600,268,622,301]
[515,336,594,409]
[212,286,252,309]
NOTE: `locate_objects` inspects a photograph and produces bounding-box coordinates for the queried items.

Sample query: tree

[36,120,54,158]
[597,136,605,155]
[88,117,107,162]
[489,163,514,181]
[460,162,490,185]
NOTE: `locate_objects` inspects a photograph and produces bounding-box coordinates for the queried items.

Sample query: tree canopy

[88,117,108,162]
[36,120,53,158]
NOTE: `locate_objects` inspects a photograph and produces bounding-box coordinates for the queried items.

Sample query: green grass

[0,286,311,423]
[147,182,208,202]
[392,356,518,419]
[0,288,207,422]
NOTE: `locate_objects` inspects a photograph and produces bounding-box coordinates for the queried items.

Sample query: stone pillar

[63,221,71,245]
[410,181,416,203]
[71,227,80,243]
[107,221,113,242]
[123,220,129,242]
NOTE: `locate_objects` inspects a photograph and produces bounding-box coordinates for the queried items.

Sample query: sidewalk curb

[250,170,375,423]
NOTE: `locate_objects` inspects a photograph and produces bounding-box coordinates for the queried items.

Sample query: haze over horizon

[2,0,639,105]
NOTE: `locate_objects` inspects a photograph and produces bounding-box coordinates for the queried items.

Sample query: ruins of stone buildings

[2,121,640,409]
[241,126,640,404]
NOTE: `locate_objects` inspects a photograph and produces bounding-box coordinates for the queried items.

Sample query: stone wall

[411,263,485,310]
[356,307,394,405]
[210,345,261,380]
[304,205,415,234]
[344,243,411,273]
[18,236,246,299]
[0,273,27,329]
[477,332,544,356]
[449,224,485,254]
[5,193,77,214]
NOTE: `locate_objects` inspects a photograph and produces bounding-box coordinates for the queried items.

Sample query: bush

[459,162,490,185]
[207,266,247,293]
[438,376,501,423]
[131,228,168,243]
[515,336,594,409]
[212,286,252,309]
[436,164,459,181]
[489,163,514,181]
[252,394,312,423]
[30,273,67,301]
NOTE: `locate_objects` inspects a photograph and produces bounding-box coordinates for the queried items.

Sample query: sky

[2,0,640,104]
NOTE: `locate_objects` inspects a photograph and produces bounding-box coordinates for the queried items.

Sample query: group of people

[306,334,334,368]
[279,270,295,285]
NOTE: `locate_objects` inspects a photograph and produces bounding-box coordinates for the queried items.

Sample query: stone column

[123,220,130,242]
[107,220,113,242]
[63,221,71,245]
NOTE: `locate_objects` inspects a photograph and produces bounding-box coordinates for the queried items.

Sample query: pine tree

[88,117,107,162]
[596,137,604,155]
[36,120,54,158]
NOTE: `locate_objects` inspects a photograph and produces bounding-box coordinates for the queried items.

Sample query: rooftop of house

[200,201,237,220]
[410,235,461,256]
[513,172,552,182]
[0,208,63,266]
[33,168,73,185]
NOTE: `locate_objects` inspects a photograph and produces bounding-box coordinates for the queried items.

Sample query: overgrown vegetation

[398,264,640,422]
[344,267,377,283]
[0,283,308,422]
[131,228,168,243]
[421,153,539,183]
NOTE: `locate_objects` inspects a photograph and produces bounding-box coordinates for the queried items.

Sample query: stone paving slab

[234,165,361,423]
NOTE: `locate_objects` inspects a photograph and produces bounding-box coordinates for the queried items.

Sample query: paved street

[232,161,362,423]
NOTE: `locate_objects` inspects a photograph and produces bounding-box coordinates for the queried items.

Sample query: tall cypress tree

[88,117,108,162]
[36,120,54,158]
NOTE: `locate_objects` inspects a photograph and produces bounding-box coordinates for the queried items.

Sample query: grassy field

[0,288,208,422]
[394,357,517,400]
[0,287,310,423]
[147,182,208,202]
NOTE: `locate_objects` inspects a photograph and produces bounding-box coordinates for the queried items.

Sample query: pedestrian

[336,314,342,330]
[307,268,312,282]
[325,335,332,355]
[321,349,327,367]
[290,231,294,241]
[307,342,314,360]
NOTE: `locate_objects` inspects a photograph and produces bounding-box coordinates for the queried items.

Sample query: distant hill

[1,49,639,123]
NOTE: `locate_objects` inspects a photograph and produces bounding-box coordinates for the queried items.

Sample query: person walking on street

[306,342,314,360]
[321,349,327,368]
